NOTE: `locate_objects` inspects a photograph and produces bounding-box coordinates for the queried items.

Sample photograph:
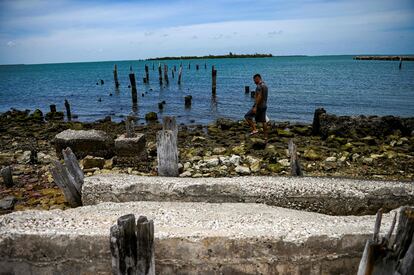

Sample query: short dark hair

[253,74,261,79]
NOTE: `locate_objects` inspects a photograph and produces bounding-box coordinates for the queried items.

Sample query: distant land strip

[147,53,273,60]
[354,56,414,61]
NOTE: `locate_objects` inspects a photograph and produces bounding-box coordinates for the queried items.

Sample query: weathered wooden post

[64,99,72,121]
[311,108,326,136]
[156,129,179,176]
[129,67,138,104]
[288,139,303,176]
[114,64,120,88]
[162,116,178,138]
[184,95,192,107]
[174,65,177,72]
[212,66,217,95]
[399,57,403,70]
[196,64,199,70]
[171,69,174,79]
[204,63,207,69]
[145,65,149,84]
[1,166,13,188]
[125,116,135,138]
[50,147,84,207]
[178,65,183,85]
[357,207,414,275]
[158,64,162,85]
[245,86,250,94]
[110,214,155,275]
[163,64,169,85]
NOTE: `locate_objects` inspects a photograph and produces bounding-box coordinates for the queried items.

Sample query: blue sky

[0,0,413,64]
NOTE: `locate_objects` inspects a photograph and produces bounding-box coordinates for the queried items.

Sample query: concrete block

[54,129,114,159]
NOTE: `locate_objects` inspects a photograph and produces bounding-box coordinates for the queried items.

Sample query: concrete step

[0,201,396,275]
[82,174,414,215]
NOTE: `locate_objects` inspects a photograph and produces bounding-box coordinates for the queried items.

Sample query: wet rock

[246,156,261,172]
[38,152,53,164]
[304,149,321,161]
[325,156,337,162]
[351,153,360,162]
[192,136,206,142]
[0,153,14,166]
[145,112,158,121]
[83,156,105,169]
[362,157,373,164]
[54,129,114,159]
[291,125,311,136]
[361,136,376,145]
[276,128,294,137]
[114,133,146,157]
[216,118,234,130]
[249,138,266,150]
[29,109,44,122]
[213,147,226,155]
[229,155,241,166]
[0,196,16,210]
[180,171,192,177]
[232,144,245,155]
[203,156,219,167]
[278,159,290,167]
[268,163,284,173]
[235,165,250,175]
[16,151,31,164]
[45,111,64,121]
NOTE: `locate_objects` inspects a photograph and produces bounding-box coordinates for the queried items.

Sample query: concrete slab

[0,202,397,275]
[54,129,114,159]
[82,174,414,215]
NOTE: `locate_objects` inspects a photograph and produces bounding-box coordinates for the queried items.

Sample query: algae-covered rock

[249,138,267,150]
[29,109,44,122]
[304,149,321,161]
[232,144,246,155]
[268,163,284,173]
[45,111,64,121]
[291,126,311,136]
[276,128,294,137]
[145,112,158,121]
[83,156,105,169]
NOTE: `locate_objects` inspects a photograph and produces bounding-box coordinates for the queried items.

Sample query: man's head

[253,74,262,85]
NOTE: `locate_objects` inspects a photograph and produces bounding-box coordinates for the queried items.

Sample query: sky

[0,0,413,64]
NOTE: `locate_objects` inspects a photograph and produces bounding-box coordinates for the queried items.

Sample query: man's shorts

[244,107,267,123]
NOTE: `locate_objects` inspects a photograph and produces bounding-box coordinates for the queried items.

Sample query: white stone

[325,157,337,162]
[235,165,251,175]
[278,159,290,167]
[230,155,241,166]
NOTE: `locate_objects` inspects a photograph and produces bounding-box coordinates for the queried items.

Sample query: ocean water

[0,55,413,125]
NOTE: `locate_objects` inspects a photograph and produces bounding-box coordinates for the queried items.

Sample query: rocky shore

[0,108,413,213]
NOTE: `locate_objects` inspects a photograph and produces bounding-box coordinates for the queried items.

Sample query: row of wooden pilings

[113,63,218,106]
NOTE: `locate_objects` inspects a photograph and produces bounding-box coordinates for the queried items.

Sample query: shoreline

[0,108,413,213]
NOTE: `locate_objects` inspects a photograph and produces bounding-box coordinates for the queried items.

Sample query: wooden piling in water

[64,99,72,121]
[184,95,192,107]
[1,166,13,188]
[163,64,169,85]
[196,64,199,70]
[212,66,217,95]
[174,65,177,72]
[158,64,163,85]
[110,214,155,275]
[204,63,207,69]
[171,69,174,79]
[145,65,149,83]
[245,86,250,94]
[113,64,120,88]
[399,57,403,70]
[129,68,138,104]
[178,65,183,85]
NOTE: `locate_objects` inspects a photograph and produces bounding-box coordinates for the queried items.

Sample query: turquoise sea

[0,55,413,124]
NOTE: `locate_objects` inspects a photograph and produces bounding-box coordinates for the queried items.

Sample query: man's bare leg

[245,118,257,133]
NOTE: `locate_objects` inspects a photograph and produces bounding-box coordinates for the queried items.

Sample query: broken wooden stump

[156,130,178,177]
[50,147,83,207]
[125,116,135,138]
[357,207,414,275]
[196,64,199,70]
[288,139,303,176]
[110,214,155,275]
[50,104,57,113]
[212,66,217,94]
[114,64,120,88]
[171,69,174,79]
[1,166,13,188]
[64,99,72,121]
